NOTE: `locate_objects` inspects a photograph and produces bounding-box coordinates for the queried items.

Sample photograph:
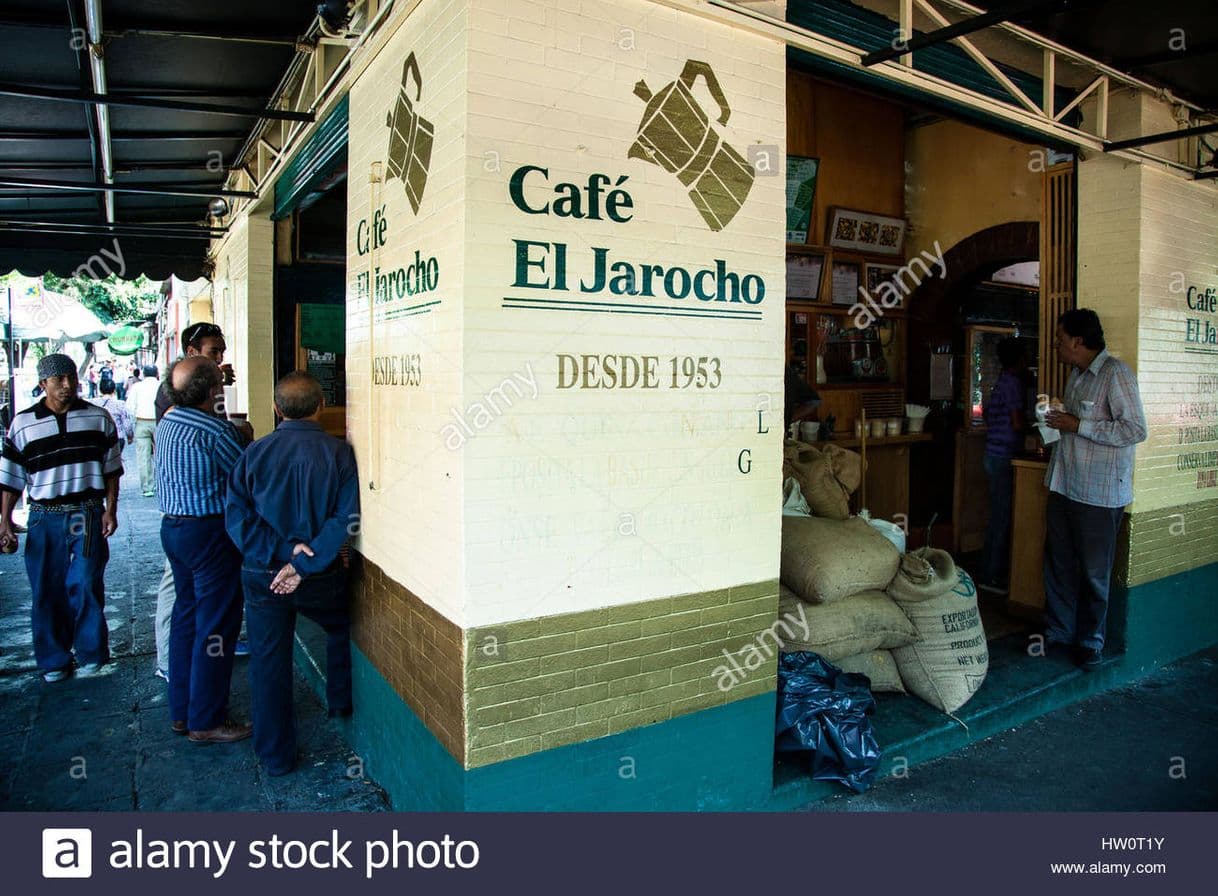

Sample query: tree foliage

[39,272,161,323]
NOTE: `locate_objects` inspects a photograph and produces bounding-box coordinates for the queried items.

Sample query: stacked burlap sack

[886,548,988,713]
[778,515,913,692]
[782,440,862,520]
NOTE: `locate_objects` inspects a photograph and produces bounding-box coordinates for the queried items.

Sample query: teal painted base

[1119,563,1218,675]
[293,563,1216,812]
[464,693,777,811]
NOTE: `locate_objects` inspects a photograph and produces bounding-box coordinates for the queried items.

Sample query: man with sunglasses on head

[155,323,244,429]
[150,322,253,684]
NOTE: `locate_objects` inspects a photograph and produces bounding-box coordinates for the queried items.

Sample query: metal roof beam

[0,222,218,240]
[1105,121,1218,152]
[0,14,298,46]
[906,0,1206,112]
[0,219,222,233]
[0,82,314,122]
[103,26,300,47]
[0,176,255,199]
[651,0,1207,176]
[862,0,1064,66]
[0,206,206,217]
[0,130,250,142]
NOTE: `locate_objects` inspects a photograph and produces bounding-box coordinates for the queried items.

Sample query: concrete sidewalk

[813,646,1218,812]
[0,445,388,811]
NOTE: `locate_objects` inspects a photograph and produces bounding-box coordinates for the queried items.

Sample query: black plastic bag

[776,651,882,793]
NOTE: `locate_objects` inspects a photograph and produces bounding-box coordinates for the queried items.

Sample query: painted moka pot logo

[385,51,434,214]
[628,60,754,232]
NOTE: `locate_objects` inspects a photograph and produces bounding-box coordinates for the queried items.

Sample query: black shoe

[1074,646,1102,670]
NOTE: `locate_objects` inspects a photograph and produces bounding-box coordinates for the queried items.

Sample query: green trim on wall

[1119,561,1218,673]
[345,645,465,811]
[273,94,349,221]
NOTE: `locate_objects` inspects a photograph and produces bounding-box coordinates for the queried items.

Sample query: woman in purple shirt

[980,338,1027,592]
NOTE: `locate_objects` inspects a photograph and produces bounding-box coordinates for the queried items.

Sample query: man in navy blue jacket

[225,371,359,776]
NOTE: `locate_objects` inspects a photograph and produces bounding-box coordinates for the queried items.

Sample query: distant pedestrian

[0,353,122,681]
[127,364,160,497]
[86,367,98,398]
[226,372,358,775]
[156,356,250,743]
[1042,309,1147,670]
[119,364,139,402]
[91,378,135,449]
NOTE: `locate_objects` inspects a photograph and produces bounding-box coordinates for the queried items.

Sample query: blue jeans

[25,504,110,672]
[1043,492,1124,651]
[243,566,352,774]
[982,453,1014,585]
[161,516,243,731]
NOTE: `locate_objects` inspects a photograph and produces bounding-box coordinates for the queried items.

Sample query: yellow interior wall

[786,72,905,246]
[905,119,1042,260]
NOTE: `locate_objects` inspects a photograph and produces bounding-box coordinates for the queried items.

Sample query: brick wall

[1124,499,1218,587]
[464,579,778,766]
[351,554,466,760]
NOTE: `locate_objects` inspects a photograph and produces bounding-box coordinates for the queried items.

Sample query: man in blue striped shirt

[155,356,250,743]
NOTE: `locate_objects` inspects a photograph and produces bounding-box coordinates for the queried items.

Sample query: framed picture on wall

[786,250,825,301]
[830,258,862,306]
[864,262,904,306]
[827,207,907,256]
[785,155,820,243]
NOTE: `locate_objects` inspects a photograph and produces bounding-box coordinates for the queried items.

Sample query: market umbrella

[106,325,145,355]
[1,284,112,343]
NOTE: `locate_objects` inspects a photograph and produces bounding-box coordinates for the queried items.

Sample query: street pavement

[814,646,1218,812]
[0,443,388,811]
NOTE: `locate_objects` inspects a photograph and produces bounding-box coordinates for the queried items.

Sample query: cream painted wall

[1076,154,1141,367]
[1077,154,1218,514]
[1133,167,1218,513]
[461,0,787,626]
[346,0,468,624]
[905,118,1041,262]
[208,213,276,438]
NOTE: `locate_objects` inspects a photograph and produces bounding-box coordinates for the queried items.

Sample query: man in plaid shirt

[1043,309,1147,670]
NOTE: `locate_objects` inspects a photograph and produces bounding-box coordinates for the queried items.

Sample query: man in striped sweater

[0,353,123,682]
[156,356,250,743]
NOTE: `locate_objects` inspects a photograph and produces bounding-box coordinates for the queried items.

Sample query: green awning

[273,94,349,221]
